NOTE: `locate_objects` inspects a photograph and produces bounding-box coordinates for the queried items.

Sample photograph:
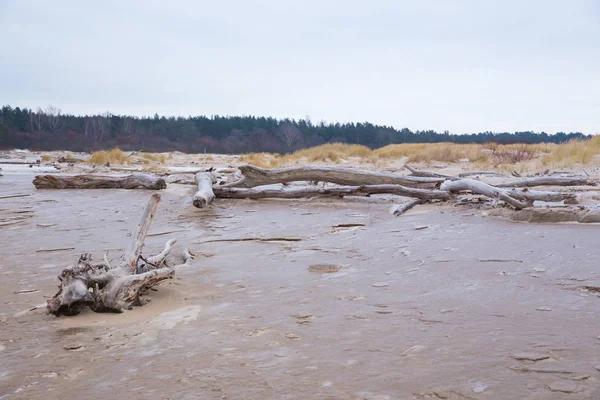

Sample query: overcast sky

[1,0,598,134]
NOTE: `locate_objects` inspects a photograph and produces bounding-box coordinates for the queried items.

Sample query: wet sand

[1,170,600,399]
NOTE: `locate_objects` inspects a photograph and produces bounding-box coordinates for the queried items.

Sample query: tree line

[0,105,591,153]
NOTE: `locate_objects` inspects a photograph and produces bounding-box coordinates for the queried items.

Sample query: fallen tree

[223,165,445,188]
[47,193,192,316]
[214,184,451,201]
[33,174,166,190]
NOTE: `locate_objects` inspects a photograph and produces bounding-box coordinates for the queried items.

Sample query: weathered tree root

[47,193,192,316]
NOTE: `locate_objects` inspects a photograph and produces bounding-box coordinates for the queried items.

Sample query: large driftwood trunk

[495,176,593,188]
[193,172,216,208]
[33,174,166,190]
[47,194,192,316]
[224,165,445,188]
[214,184,451,201]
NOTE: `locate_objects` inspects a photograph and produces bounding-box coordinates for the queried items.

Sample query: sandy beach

[1,151,600,399]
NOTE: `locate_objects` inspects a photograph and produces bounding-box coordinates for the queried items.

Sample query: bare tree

[83,113,111,143]
[121,116,136,135]
[91,116,106,143]
[83,116,92,140]
[45,105,63,132]
[31,108,45,132]
[277,123,303,150]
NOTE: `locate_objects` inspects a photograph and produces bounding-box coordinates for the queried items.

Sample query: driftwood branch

[223,165,445,188]
[404,165,459,180]
[121,193,161,270]
[391,199,421,216]
[440,179,533,209]
[458,171,507,178]
[193,172,216,208]
[495,177,593,188]
[33,174,166,190]
[214,184,451,201]
[47,194,192,316]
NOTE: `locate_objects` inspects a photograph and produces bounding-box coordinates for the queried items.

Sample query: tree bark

[495,177,593,188]
[33,174,166,190]
[193,172,216,208]
[214,184,451,201]
[223,165,445,188]
[47,194,192,316]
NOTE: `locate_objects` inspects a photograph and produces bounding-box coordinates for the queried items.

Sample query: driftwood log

[0,159,40,165]
[223,165,445,188]
[214,184,450,201]
[33,174,166,190]
[505,188,578,203]
[47,193,192,316]
[495,176,593,188]
[193,172,216,208]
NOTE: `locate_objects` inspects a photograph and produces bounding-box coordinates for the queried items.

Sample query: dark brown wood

[33,174,166,190]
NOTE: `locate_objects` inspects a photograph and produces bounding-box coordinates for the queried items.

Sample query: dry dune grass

[238,152,283,168]
[87,148,167,165]
[292,143,372,162]
[138,152,167,163]
[236,136,600,170]
[238,144,373,167]
[87,148,129,165]
[372,143,488,163]
[541,136,600,166]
